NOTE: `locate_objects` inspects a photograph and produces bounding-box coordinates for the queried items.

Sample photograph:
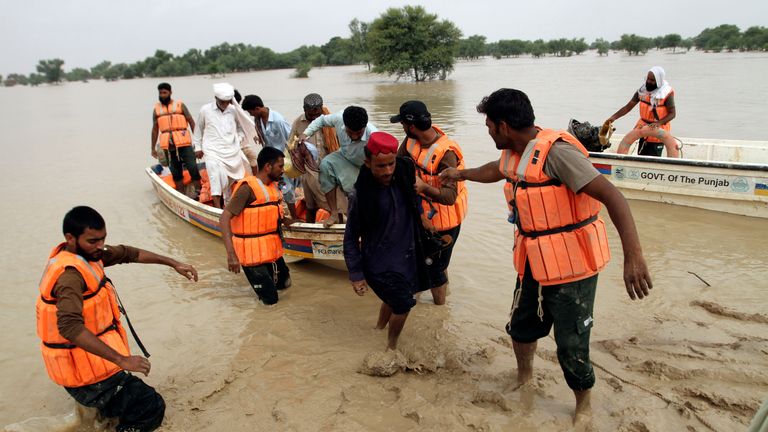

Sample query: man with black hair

[440,88,652,423]
[220,147,293,305]
[299,106,378,227]
[242,94,298,218]
[151,82,201,197]
[36,206,198,432]
[392,100,468,305]
[344,131,431,350]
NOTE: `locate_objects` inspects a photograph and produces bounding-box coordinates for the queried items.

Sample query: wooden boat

[589,135,768,218]
[146,167,347,270]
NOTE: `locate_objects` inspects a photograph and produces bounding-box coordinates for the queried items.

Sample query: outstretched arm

[136,249,198,281]
[579,175,652,300]
[439,159,504,184]
[607,93,640,122]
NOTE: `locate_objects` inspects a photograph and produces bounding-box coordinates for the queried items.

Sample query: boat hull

[146,168,347,270]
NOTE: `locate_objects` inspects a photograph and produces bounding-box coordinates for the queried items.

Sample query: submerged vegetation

[2,12,767,88]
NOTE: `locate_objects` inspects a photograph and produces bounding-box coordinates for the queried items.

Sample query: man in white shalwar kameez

[193,83,253,208]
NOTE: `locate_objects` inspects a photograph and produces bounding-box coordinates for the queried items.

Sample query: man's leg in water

[376,302,392,329]
[387,312,409,350]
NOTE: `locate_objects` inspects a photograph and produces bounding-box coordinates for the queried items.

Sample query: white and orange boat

[146,167,347,270]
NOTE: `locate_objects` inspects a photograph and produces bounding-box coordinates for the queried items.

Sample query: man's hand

[624,253,652,300]
[173,261,199,281]
[227,252,240,274]
[414,176,429,195]
[438,167,461,184]
[195,150,204,159]
[116,355,151,376]
[298,133,308,144]
[151,148,158,159]
[351,279,368,296]
[646,122,660,130]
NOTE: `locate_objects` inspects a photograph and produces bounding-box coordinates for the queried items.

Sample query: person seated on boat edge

[440,88,653,423]
[344,131,433,351]
[242,94,300,220]
[289,93,347,223]
[151,82,202,198]
[193,83,251,209]
[605,66,680,158]
[220,147,293,305]
[37,206,198,432]
[393,100,468,306]
[298,105,378,228]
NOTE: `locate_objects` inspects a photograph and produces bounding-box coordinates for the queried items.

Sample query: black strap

[245,200,281,208]
[40,274,109,305]
[232,230,278,239]
[43,323,119,349]
[109,277,151,358]
[517,215,598,239]
[516,179,562,189]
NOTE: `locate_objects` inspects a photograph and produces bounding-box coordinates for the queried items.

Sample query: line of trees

[3,13,768,87]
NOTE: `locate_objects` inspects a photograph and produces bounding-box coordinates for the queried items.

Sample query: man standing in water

[440,88,652,423]
[606,66,680,157]
[151,82,201,197]
[37,206,198,432]
[393,100,468,305]
[193,83,250,208]
[344,132,431,350]
[220,147,292,305]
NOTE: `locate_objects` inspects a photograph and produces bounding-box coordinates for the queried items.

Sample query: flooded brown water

[2,50,768,431]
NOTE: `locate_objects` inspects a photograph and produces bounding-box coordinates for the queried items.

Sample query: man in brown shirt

[40,206,198,432]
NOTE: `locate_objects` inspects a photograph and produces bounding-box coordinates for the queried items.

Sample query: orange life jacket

[636,90,673,143]
[230,177,284,266]
[405,126,468,231]
[500,129,611,286]
[155,101,192,149]
[36,244,130,388]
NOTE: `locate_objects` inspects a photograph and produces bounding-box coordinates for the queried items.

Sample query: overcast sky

[2,0,766,75]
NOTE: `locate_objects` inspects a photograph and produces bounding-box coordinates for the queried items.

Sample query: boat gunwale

[589,152,768,172]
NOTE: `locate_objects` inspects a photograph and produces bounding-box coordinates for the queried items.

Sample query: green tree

[0,75,3,86]
[28,73,46,86]
[695,24,741,52]
[321,37,356,65]
[681,38,694,51]
[457,35,487,59]
[36,58,65,83]
[367,6,461,81]
[103,63,127,81]
[571,38,589,55]
[349,18,371,69]
[618,34,651,55]
[65,67,91,82]
[293,63,311,78]
[90,61,111,79]
[493,39,528,58]
[594,38,610,56]
[530,39,547,58]
[661,34,682,53]
[4,73,28,86]
[742,26,768,51]
[652,36,664,50]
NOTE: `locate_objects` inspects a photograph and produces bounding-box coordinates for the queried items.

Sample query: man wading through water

[343,131,433,350]
[441,88,652,425]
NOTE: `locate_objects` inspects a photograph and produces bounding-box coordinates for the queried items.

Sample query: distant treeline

[2,22,767,87]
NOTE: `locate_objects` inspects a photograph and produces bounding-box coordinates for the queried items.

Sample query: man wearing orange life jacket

[151,82,202,197]
[440,89,652,423]
[606,66,680,157]
[392,100,467,305]
[220,147,293,305]
[37,206,198,432]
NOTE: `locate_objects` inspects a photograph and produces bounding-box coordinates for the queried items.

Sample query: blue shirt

[258,109,292,152]
[303,111,378,167]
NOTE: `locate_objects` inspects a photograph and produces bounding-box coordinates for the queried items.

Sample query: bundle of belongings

[284,135,319,178]
[567,118,613,152]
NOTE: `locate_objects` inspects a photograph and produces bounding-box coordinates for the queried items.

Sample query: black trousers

[242,257,290,305]
[166,145,201,182]
[65,371,165,432]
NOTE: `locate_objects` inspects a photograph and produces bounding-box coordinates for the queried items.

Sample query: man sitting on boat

[220,147,292,305]
[343,131,432,350]
[298,106,378,227]
[606,66,680,157]
[192,83,251,208]
[289,93,346,223]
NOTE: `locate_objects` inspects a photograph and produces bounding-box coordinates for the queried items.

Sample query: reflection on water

[1,50,767,428]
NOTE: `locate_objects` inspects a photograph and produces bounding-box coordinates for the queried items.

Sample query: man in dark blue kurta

[344,131,430,350]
